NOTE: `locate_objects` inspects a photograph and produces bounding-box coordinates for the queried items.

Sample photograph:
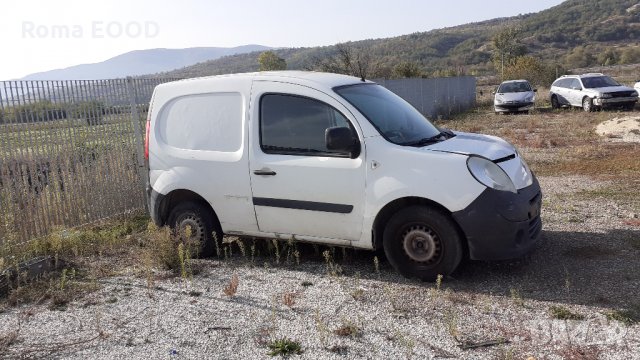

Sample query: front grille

[608,91,635,98]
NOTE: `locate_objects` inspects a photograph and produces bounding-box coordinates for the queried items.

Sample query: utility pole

[501,52,504,81]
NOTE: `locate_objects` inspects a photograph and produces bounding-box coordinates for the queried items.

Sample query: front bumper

[494,102,534,112]
[452,176,542,261]
[594,97,637,107]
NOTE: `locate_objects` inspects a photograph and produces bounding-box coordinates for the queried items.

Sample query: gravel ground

[1,174,639,359]
[596,116,640,143]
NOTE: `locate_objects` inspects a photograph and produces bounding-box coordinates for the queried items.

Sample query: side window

[558,79,571,89]
[570,79,582,89]
[260,94,354,157]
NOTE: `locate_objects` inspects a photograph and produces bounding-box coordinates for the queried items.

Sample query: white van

[145,71,542,281]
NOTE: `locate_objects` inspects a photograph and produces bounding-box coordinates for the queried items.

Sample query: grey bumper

[452,176,542,261]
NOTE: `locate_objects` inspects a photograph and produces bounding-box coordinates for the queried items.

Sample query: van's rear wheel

[383,206,462,281]
[551,95,560,109]
[167,201,221,258]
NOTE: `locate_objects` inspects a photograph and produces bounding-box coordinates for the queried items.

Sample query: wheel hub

[402,225,441,263]
[178,215,205,245]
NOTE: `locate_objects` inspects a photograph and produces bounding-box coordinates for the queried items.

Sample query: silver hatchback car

[550,73,638,112]
[493,80,536,114]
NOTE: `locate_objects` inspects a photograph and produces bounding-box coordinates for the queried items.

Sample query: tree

[597,47,619,66]
[620,47,640,64]
[335,43,373,80]
[564,46,596,69]
[393,61,423,78]
[492,27,527,80]
[258,51,287,71]
[503,56,558,87]
[306,43,376,80]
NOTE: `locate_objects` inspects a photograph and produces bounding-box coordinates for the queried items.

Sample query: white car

[494,80,536,114]
[145,71,542,280]
[550,73,638,112]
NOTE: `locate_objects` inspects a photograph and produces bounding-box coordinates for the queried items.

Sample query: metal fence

[0,78,178,246]
[375,76,477,119]
[0,74,476,248]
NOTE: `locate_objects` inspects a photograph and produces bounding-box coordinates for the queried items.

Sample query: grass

[0,213,213,309]
[605,306,640,326]
[223,274,239,297]
[266,338,302,357]
[549,305,585,320]
[333,321,361,338]
[1,213,149,272]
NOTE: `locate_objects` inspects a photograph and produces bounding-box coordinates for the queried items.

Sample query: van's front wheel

[167,201,221,258]
[383,206,463,281]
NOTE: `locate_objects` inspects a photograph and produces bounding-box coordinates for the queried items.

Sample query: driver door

[248,80,366,242]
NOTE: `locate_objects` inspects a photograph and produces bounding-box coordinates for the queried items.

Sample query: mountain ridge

[20,45,271,80]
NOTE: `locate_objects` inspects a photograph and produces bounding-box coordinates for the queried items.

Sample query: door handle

[253,169,277,176]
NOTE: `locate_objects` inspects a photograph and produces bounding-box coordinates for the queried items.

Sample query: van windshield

[334,84,442,146]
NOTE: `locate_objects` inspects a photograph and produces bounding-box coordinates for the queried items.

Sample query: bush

[503,56,558,87]
[5,101,67,124]
[69,101,105,125]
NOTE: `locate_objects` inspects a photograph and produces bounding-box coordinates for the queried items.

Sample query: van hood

[425,132,514,161]
[424,132,533,189]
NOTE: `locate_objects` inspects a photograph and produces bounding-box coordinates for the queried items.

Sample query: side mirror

[325,127,357,156]
[533,89,538,92]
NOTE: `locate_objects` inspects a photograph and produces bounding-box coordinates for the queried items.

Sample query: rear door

[567,78,584,106]
[553,79,570,105]
[248,81,366,241]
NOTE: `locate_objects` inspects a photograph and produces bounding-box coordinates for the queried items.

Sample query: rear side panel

[148,77,258,232]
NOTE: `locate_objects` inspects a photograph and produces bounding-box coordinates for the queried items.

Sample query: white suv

[145,71,542,280]
[549,73,638,112]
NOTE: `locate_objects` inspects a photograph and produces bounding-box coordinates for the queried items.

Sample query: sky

[1,0,565,80]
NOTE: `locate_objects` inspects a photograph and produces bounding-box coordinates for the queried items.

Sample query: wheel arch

[156,189,220,229]
[371,196,468,256]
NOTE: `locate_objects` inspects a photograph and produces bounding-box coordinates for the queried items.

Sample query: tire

[624,103,636,111]
[382,206,463,281]
[551,95,560,109]
[582,97,593,112]
[166,201,222,258]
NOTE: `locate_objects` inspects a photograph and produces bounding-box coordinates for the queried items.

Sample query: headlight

[632,91,638,97]
[467,156,516,193]
[495,97,504,104]
[525,94,535,102]
[600,93,612,99]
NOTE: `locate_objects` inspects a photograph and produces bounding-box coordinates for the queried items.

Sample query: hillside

[158,0,640,79]
[21,45,271,80]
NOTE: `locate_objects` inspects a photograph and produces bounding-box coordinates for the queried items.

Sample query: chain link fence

[0,78,178,247]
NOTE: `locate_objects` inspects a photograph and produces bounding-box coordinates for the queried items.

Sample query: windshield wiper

[404,133,445,147]
[403,128,456,147]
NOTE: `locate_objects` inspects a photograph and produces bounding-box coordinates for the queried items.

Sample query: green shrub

[267,338,302,357]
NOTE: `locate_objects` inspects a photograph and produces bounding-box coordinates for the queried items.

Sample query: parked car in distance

[493,80,536,114]
[550,73,638,112]
[634,80,640,98]
[145,71,542,281]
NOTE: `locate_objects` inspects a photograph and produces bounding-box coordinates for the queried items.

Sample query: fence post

[126,77,149,212]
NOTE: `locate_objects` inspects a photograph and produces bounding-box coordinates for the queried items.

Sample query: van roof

[164,71,370,90]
